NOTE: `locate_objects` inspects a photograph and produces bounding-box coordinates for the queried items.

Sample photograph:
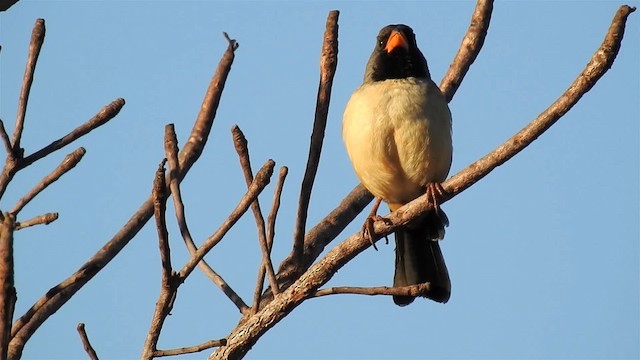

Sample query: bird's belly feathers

[342,78,452,206]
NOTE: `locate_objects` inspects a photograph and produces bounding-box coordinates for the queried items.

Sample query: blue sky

[1,1,638,359]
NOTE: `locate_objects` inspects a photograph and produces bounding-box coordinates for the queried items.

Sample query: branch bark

[141,161,176,360]
[76,323,99,360]
[292,10,339,260]
[12,18,45,157]
[0,214,16,360]
[14,213,58,230]
[439,0,493,102]
[11,148,85,215]
[312,283,431,298]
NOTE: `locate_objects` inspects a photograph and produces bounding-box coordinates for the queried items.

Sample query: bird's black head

[363,24,430,83]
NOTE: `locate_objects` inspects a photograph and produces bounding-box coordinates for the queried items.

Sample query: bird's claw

[425,182,449,225]
[362,215,391,251]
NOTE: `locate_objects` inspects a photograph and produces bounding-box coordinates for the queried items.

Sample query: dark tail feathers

[393,211,451,305]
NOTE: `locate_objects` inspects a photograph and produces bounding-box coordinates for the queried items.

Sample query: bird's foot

[362,214,390,251]
[425,182,449,225]
[361,198,390,251]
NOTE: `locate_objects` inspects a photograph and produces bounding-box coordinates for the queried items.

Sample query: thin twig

[211,6,637,358]
[142,159,175,360]
[164,124,249,314]
[76,323,99,360]
[0,214,16,360]
[12,18,45,156]
[0,119,12,156]
[11,148,85,215]
[154,339,227,357]
[9,33,240,359]
[178,159,275,281]
[231,126,280,298]
[0,100,123,202]
[153,159,172,284]
[312,283,431,298]
[292,10,340,260]
[440,0,493,102]
[15,212,58,230]
[252,166,288,312]
[19,98,125,170]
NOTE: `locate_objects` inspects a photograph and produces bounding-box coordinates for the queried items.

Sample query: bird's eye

[378,40,385,48]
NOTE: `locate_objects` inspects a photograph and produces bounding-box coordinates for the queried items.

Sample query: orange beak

[385,30,409,53]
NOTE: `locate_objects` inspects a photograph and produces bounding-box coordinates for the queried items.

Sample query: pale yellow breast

[342,78,452,205]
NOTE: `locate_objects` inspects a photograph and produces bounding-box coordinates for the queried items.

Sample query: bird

[342,24,453,305]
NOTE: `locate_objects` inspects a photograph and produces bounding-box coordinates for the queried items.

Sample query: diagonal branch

[252,166,288,312]
[19,98,125,170]
[165,124,249,314]
[11,148,85,216]
[292,10,339,260]
[231,126,280,298]
[0,120,12,156]
[0,99,124,202]
[12,19,45,156]
[212,5,636,358]
[439,0,493,102]
[8,34,240,360]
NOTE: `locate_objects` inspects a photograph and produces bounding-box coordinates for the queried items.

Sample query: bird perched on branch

[342,24,453,305]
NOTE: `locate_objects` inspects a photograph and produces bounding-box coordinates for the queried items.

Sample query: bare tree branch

[12,18,45,156]
[0,0,20,12]
[0,99,123,202]
[0,214,16,360]
[76,323,99,360]
[211,5,636,358]
[19,99,125,170]
[177,160,275,282]
[141,160,176,360]
[312,283,431,298]
[0,120,12,156]
[153,159,172,284]
[154,339,227,357]
[165,124,249,314]
[15,212,58,231]
[439,0,493,102]
[10,148,85,215]
[8,33,240,359]
[252,166,288,312]
[231,125,280,297]
[292,10,339,260]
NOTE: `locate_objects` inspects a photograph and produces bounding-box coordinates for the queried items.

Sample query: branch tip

[223,32,239,50]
